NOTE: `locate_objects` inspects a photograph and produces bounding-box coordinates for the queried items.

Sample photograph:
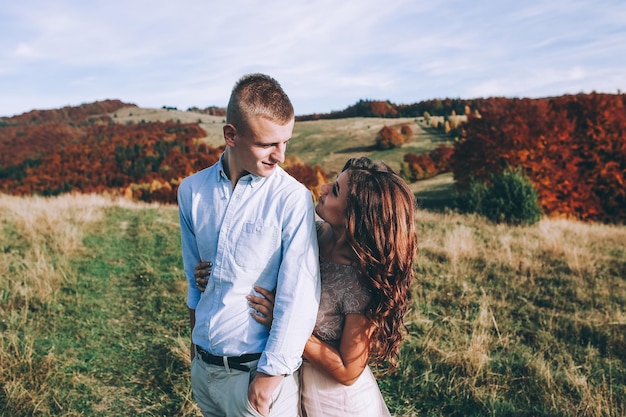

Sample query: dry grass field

[1,193,624,416]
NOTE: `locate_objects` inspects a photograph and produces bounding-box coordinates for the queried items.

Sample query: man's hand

[248,372,284,416]
[194,261,212,292]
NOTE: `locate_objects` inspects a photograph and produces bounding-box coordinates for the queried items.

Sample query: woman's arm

[303,314,373,386]
[249,287,374,386]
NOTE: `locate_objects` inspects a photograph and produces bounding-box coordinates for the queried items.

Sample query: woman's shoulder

[316,222,333,249]
[316,220,329,234]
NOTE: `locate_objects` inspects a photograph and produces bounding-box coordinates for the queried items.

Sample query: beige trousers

[191,355,300,417]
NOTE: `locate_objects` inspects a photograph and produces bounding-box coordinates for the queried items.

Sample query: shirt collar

[217,155,229,182]
[217,154,269,188]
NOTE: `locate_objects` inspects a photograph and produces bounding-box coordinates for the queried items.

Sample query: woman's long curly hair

[341,157,418,370]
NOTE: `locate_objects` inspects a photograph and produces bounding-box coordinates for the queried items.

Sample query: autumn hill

[1,94,625,223]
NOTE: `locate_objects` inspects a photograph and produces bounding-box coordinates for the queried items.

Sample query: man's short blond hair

[226,73,294,134]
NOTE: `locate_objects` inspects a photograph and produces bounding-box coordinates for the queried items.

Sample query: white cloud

[14,43,40,59]
[0,0,625,116]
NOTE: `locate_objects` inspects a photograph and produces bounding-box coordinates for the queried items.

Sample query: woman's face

[315,171,350,227]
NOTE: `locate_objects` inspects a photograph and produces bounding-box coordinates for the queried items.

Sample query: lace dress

[299,258,391,417]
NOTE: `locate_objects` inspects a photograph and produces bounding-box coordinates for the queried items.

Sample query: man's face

[228,115,294,178]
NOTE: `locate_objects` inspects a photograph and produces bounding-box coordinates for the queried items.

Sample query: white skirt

[299,361,392,417]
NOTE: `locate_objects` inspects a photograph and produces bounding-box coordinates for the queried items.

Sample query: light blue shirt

[178,156,320,376]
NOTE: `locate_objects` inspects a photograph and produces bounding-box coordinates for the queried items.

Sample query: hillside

[108,106,226,147]
[0,100,454,206]
[106,105,456,207]
[2,94,624,222]
[290,117,449,176]
[107,105,449,175]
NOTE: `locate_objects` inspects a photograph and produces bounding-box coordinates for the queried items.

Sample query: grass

[386,211,626,417]
[411,172,457,212]
[0,194,196,416]
[1,194,625,416]
[289,117,446,176]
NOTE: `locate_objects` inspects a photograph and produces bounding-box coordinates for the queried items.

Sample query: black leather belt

[196,346,261,372]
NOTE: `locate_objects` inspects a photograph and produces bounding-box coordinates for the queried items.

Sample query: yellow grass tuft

[463,292,494,375]
[443,224,476,269]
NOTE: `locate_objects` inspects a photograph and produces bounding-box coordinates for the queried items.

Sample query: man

[178,73,321,416]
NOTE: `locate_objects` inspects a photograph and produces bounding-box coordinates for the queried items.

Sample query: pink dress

[299,258,392,417]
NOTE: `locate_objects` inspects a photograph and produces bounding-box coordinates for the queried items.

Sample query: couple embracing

[178,73,417,417]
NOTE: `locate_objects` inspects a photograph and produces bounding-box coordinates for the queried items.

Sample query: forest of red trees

[396,93,624,223]
[0,100,326,203]
[451,93,626,222]
[2,94,624,222]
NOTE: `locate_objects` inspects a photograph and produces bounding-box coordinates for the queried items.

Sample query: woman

[195,157,418,417]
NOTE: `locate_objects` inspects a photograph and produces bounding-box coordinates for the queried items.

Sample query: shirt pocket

[234,220,280,270]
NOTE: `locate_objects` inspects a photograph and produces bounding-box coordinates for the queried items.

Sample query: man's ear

[223,124,237,147]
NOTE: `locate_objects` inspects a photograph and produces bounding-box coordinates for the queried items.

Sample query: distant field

[110,107,457,207]
[410,172,456,211]
[110,107,451,176]
[110,106,226,147]
[290,117,450,176]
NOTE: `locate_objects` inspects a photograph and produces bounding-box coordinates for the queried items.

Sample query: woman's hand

[194,261,212,292]
[247,286,275,328]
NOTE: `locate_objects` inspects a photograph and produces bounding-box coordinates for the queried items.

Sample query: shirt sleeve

[256,187,321,375]
[177,178,202,309]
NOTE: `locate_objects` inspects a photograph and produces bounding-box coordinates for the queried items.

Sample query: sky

[1,0,625,118]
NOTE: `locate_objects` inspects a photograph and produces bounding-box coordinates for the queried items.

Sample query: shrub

[375,126,406,149]
[455,178,488,215]
[402,153,437,181]
[400,124,413,138]
[430,144,454,172]
[457,168,542,225]
[483,168,542,225]
[282,156,328,199]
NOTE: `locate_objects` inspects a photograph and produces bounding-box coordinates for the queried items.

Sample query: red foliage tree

[282,156,328,199]
[375,126,406,149]
[403,144,454,181]
[452,93,626,222]
[400,124,413,138]
[369,101,399,117]
[430,144,455,172]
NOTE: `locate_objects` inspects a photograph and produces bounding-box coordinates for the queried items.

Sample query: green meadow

[1,193,624,416]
